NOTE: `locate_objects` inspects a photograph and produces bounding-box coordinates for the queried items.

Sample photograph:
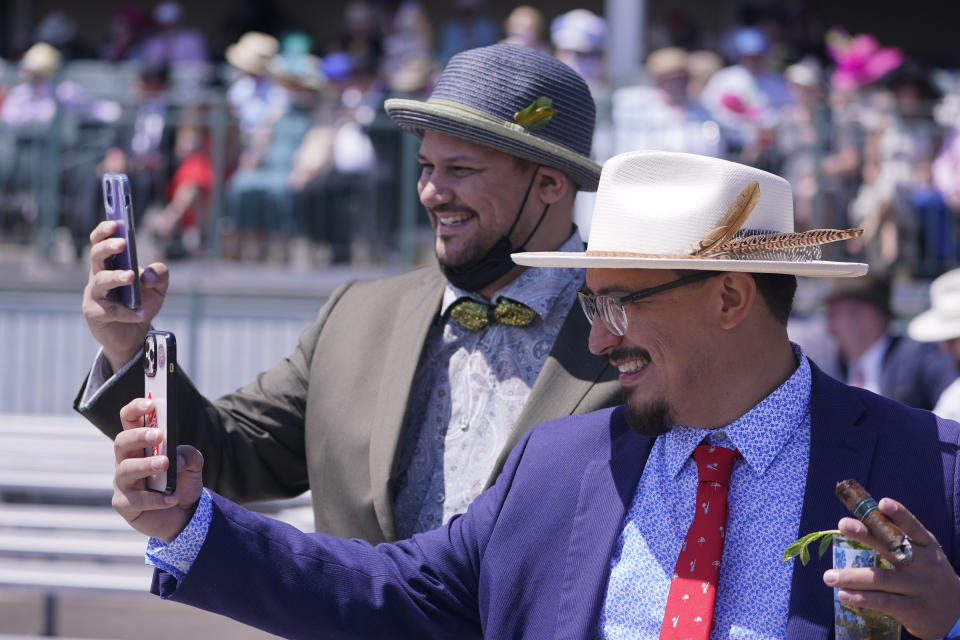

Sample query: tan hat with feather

[512,150,868,278]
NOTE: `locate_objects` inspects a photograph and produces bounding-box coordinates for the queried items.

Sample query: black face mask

[440,168,551,292]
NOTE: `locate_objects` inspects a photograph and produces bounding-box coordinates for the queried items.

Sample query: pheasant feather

[693,181,761,255]
[707,228,863,259]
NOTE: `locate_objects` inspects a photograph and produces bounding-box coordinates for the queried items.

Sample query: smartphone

[143,330,178,493]
[102,173,141,309]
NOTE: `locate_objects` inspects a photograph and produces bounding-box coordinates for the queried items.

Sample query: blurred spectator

[223,38,324,261]
[848,62,946,273]
[100,5,149,62]
[333,1,385,84]
[293,50,380,264]
[907,268,960,419]
[776,58,861,235]
[436,0,498,66]
[99,62,177,224]
[34,10,90,60]
[1,43,64,131]
[225,31,288,143]
[501,6,549,53]
[145,115,213,260]
[934,90,960,216]
[825,274,956,410]
[381,1,434,96]
[611,47,722,157]
[550,9,608,91]
[700,26,793,163]
[686,49,723,102]
[140,1,208,65]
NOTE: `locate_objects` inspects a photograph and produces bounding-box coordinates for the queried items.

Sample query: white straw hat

[907,269,960,342]
[513,150,868,277]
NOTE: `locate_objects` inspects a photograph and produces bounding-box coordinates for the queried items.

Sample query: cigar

[835,479,913,565]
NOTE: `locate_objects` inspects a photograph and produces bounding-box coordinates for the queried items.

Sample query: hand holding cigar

[835,479,913,566]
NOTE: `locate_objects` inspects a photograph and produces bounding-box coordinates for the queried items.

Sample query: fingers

[877,498,939,547]
[176,445,204,474]
[89,220,117,247]
[140,263,170,299]
[85,268,139,305]
[89,225,124,275]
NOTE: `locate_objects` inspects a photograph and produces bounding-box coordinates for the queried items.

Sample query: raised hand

[82,220,169,372]
[823,497,960,639]
[112,397,204,542]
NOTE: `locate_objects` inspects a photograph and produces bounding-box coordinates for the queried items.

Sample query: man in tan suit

[76,44,619,542]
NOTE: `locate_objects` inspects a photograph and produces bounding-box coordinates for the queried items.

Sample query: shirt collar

[663,343,812,480]
[440,229,585,319]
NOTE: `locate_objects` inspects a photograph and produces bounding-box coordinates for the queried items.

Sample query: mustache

[608,347,651,364]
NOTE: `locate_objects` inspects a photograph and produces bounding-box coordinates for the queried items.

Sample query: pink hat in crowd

[826,27,903,92]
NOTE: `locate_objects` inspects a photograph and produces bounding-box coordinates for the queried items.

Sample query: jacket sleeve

[151,429,538,640]
[74,281,356,503]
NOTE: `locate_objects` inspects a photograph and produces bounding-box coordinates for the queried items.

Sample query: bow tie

[448,297,538,331]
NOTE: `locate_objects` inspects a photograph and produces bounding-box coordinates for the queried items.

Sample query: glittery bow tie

[448,297,538,331]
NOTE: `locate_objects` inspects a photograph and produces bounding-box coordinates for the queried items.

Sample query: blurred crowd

[1,1,959,278]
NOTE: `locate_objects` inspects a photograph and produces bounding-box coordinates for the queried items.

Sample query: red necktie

[659,444,740,639]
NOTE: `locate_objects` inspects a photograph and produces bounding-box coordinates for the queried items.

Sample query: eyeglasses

[577,271,719,336]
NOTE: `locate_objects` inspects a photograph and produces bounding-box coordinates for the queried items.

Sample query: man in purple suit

[110,151,960,639]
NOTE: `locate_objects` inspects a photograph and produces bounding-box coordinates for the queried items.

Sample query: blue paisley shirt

[391,231,585,539]
[601,344,812,639]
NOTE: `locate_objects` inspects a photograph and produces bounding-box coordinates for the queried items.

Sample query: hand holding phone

[144,330,178,493]
[102,173,141,309]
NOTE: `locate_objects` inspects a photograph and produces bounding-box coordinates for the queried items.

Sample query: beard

[431,204,488,269]
[623,393,674,438]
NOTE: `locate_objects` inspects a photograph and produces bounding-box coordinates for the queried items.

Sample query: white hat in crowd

[908,269,960,343]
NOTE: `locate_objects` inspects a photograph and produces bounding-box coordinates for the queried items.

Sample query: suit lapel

[485,303,615,486]
[368,270,445,541]
[554,411,654,639]
[786,362,875,640]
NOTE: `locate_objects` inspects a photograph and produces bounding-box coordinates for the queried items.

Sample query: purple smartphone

[102,173,141,309]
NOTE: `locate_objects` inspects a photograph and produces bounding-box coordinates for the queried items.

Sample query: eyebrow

[581,285,630,296]
[416,153,483,165]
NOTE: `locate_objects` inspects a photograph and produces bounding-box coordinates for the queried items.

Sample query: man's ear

[535,166,572,204]
[716,272,757,330]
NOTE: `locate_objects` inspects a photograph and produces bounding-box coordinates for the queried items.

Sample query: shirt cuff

[144,488,213,583]
[77,347,144,410]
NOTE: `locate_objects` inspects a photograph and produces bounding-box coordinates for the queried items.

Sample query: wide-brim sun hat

[226,32,279,76]
[384,43,600,191]
[908,269,960,343]
[513,150,868,277]
[21,42,61,77]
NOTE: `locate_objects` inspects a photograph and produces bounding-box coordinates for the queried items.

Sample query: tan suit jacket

[75,266,620,542]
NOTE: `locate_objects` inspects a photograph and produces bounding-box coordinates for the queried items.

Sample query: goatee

[624,395,673,437]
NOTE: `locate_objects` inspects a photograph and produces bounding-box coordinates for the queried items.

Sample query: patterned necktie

[448,297,537,331]
[660,444,740,639]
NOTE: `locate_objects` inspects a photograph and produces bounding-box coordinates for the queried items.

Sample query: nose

[418,173,453,208]
[588,315,620,356]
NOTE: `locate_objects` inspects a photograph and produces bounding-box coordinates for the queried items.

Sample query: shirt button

[435,493,445,503]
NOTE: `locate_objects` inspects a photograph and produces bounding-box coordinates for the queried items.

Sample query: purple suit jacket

[154,361,960,639]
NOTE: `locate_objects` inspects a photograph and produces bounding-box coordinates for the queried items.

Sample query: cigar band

[852,496,879,521]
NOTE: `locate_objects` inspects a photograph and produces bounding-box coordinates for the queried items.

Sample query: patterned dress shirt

[391,231,585,539]
[601,344,812,639]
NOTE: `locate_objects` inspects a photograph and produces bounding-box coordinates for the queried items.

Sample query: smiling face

[586,268,720,435]
[416,131,539,270]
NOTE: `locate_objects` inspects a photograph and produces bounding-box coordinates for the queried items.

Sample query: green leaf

[818,530,834,559]
[513,97,556,132]
[782,529,840,565]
